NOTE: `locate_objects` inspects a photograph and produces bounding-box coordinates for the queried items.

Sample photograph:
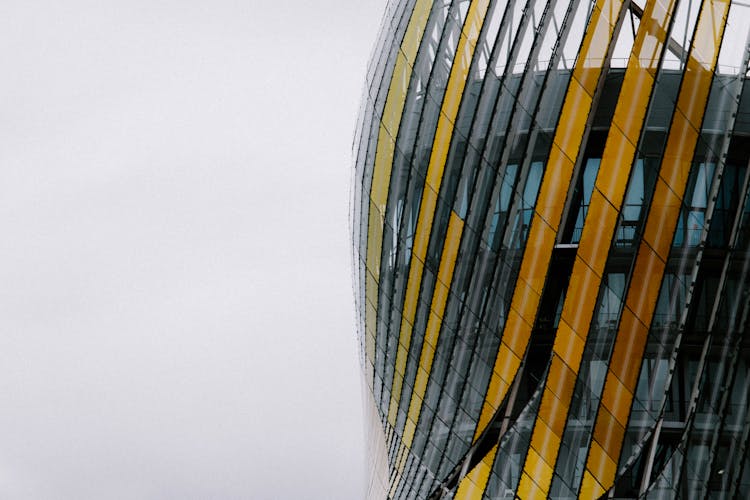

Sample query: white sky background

[0,1,385,498]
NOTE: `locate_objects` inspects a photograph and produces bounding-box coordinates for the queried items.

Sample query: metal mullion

[624,60,750,500]
[382,0,460,432]
[426,0,584,490]
[377,0,460,421]
[404,0,537,491]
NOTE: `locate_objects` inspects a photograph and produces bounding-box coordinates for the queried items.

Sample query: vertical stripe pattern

[353,0,748,497]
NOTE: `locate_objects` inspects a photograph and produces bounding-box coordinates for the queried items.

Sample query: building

[351,0,750,497]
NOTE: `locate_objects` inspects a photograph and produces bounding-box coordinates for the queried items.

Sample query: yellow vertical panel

[442,36,472,121]
[401,0,433,62]
[388,441,410,498]
[518,221,557,296]
[413,189,438,259]
[690,1,728,69]
[633,0,677,70]
[372,126,397,206]
[611,68,654,143]
[627,243,666,321]
[585,440,618,492]
[503,310,533,358]
[576,190,617,276]
[592,406,626,460]
[559,260,603,334]
[365,263,380,306]
[365,298,378,363]
[531,418,562,467]
[518,0,681,490]
[555,80,595,157]
[607,307,649,389]
[537,388,569,437]
[403,213,464,447]
[473,342,520,440]
[439,212,463,282]
[642,179,683,260]
[364,0,435,383]
[584,2,729,492]
[596,126,637,206]
[474,368,511,437]
[535,147,577,230]
[388,262,422,425]
[496,340,524,385]
[391,0,491,434]
[513,281,543,329]
[425,307,444,349]
[473,0,625,449]
[402,414,417,447]
[660,121,698,193]
[426,122,453,190]
[454,444,498,499]
[402,260,424,321]
[381,55,410,136]
[553,321,585,372]
[524,448,555,493]
[517,472,548,500]
[679,58,718,122]
[366,201,384,281]
[601,374,633,426]
[573,2,621,88]
[580,471,607,500]
[409,368,428,417]
[547,354,578,402]
[635,0,677,74]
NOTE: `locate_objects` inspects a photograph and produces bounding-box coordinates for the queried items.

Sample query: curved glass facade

[352,0,750,497]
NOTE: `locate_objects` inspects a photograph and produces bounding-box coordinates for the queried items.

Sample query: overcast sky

[0,1,384,498]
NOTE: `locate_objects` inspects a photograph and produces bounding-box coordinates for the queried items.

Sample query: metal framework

[353,0,750,497]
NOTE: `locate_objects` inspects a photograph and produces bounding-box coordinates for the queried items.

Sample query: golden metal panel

[584,0,730,491]
[473,0,624,443]
[535,146,576,230]
[523,447,555,494]
[366,298,378,363]
[627,242,666,322]
[454,444,498,499]
[597,125,637,207]
[642,179,683,261]
[519,0,680,491]
[592,406,626,461]
[576,190,617,276]
[537,388,569,437]
[364,0,435,382]
[518,222,558,296]
[660,119,698,194]
[586,440,618,490]
[607,307,649,388]
[580,471,607,500]
[517,472,547,499]
[513,280,543,328]
[474,343,519,438]
[573,2,621,89]
[531,418,562,467]
[404,213,464,445]
[611,68,654,140]
[401,0,434,62]
[601,374,632,426]
[503,309,532,357]
[552,323,585,379]
[554,80,594,160]
[391,0,491,443]
[548,354,578,403]
[559,259,603,335]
